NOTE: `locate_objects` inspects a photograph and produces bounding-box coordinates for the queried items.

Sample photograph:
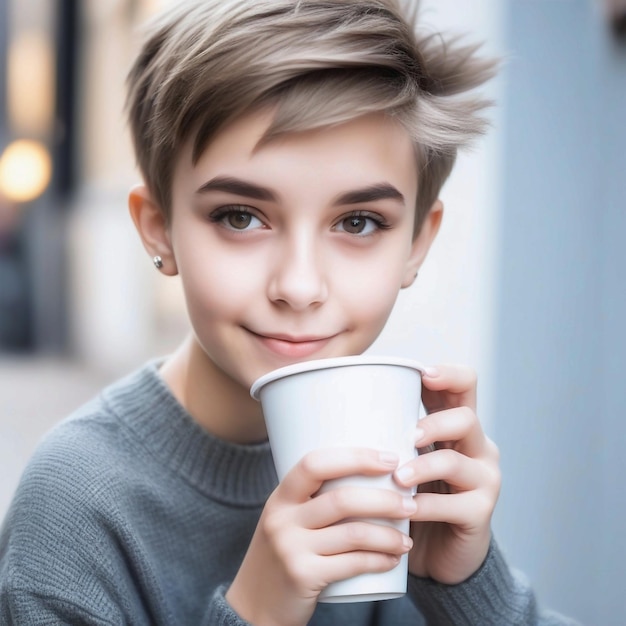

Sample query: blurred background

[0,0,624,623]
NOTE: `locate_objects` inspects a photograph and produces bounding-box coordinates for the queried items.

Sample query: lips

[247,329,336,359]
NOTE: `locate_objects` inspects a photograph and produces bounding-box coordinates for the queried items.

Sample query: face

[155,111,438,391]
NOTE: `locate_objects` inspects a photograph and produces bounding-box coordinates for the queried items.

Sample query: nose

[267,229,329,311]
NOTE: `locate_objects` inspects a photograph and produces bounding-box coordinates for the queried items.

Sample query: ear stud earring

[153,255,164,269]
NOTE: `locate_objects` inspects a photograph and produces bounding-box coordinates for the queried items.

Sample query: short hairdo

[126,0,497,231]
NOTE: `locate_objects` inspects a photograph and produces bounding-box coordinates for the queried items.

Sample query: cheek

[334,257,405,325]
[181,262,260,316]
[173,244,247,319]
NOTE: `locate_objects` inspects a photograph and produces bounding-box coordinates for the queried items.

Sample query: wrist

[225,578,311,626]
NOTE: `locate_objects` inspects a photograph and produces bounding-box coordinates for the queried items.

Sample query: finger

[313,521,413,557]
[279,448,399,503]
[300,485,416,528]
[394,448,499,493]
[318,551,403,587]
[421,364,477,413]
[410,490,496,529]
[412,406,489,459]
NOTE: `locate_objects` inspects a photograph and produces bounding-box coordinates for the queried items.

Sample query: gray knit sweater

[0,362,577,625]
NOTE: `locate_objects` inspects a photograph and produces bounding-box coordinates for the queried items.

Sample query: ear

[401,199,443,289]
[128,184,178,276]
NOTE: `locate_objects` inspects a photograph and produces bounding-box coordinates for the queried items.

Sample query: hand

[393,365,501,584]
[226,448,415,626]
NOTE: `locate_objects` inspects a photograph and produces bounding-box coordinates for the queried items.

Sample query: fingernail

[414,427,425,444]
[396,466,414,483]
[403,496,417,513]
[424,366,439,378]
[402,534,414,549]
[379,451,399,466]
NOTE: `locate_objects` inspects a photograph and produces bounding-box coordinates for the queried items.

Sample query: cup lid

[250,355,426,400]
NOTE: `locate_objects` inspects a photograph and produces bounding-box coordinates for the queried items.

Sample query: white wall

[370,0,505,435]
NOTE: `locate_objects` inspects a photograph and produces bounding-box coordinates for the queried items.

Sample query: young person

[0,1,578,624]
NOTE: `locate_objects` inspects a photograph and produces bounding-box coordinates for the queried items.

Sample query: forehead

[173,110,419,202]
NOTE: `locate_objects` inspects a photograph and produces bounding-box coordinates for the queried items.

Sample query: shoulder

[6,361,170,516]
[2,363,158,534]
[2,371,141,547]
[0,363,165,618]
[14,368,147,498]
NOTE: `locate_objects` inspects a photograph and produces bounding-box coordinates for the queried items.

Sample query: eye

[334,212,388,236]
[209,206,264,231]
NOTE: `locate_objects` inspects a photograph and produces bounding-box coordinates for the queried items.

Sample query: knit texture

[0,361,576,625]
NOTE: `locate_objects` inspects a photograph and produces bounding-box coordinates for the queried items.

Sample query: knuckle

[486,437,501,462]
[272,528,308,574]
[298,450,322,477]
[439,448,461,472]
[261,501,293,539]
[262,509,285,540]
[425,447,457,476]
[284,553,312,585]
[474,492,496,521]
[488,466,502,495]
[442,447,462,473]
[344,522,368,547]
[459,405,479,428]
[327,487,350,515]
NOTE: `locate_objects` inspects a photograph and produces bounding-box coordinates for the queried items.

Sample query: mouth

[246,329,337,359]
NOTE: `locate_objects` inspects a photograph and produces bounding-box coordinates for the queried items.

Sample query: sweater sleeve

[0,417,173,626]
[0,586,118,626]
[407,537,581,625]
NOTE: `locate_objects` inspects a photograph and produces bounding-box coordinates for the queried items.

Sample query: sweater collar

[105,360,277,507]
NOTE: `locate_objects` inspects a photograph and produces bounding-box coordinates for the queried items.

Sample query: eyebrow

[196,176,277,201]
[335,183,405,206]
[196,176,405,206]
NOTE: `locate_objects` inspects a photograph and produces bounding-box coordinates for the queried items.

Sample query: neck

[159,335,267,444]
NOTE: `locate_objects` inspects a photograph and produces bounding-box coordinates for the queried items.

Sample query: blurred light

[7,31,55,137]
[0,140,52,203]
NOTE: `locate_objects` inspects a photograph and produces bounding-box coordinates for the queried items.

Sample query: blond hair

[126,0,496,231]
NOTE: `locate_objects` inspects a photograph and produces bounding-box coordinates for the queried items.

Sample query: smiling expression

[143,110,440,395]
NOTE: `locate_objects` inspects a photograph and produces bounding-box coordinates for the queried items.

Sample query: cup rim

[250,355,426,400]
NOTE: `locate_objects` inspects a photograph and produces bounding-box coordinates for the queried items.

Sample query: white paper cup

[250,355,424,603]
